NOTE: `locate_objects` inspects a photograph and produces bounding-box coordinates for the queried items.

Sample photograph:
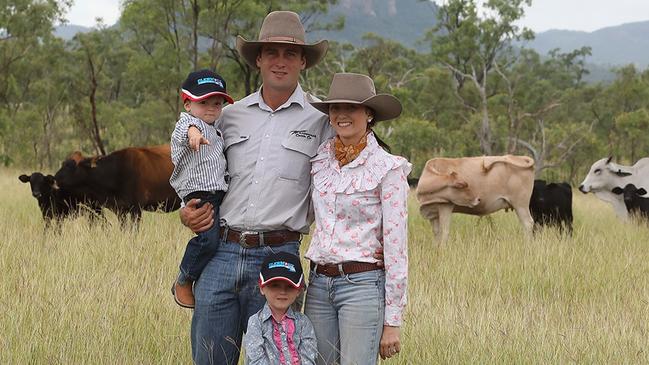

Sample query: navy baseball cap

[259,252,304,289]
[181,69,234,104]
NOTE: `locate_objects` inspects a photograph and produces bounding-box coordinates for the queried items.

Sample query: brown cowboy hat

[310,73,402,122]
[236,11,328,69]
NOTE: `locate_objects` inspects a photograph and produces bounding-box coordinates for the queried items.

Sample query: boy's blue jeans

[177,191,225,285]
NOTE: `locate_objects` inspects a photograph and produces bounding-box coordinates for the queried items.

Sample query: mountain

[525,21,649,69]
[53,24,92,39]
[309,0,438,52]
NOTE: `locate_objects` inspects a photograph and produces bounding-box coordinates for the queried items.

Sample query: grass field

[3,169,649,364]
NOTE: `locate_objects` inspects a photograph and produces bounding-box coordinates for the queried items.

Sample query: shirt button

[250,203,254,207]
[260,157,265,161]
[255,180,259,184]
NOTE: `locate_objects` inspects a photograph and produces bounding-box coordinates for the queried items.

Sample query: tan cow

[416,155,535,242]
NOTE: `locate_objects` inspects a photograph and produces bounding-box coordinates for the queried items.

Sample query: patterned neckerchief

[333,132,368,167]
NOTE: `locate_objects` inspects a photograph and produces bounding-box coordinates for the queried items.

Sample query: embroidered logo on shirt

[268,261,296,272]
[290,130,316,140]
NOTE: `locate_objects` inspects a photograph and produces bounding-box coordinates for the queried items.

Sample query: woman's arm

[380,166,409,327]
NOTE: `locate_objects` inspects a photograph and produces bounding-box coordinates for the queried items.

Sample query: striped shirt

[169,112,228,200]
[243,303,317,365]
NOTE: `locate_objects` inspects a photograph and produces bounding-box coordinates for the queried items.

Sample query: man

[179,11,331,364]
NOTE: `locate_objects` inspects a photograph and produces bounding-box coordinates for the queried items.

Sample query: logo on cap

[197,77,224,88]
[268,261,296,272]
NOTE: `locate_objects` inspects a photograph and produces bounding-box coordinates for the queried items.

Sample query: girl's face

[260,280,301,317]
[328,103,372,145]
[184,95,225,124]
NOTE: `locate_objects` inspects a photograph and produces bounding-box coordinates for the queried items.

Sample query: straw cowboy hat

[310,73,403,122]
[236,11,328,69]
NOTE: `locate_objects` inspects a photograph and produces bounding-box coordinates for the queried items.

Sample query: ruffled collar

[311,132,411,194]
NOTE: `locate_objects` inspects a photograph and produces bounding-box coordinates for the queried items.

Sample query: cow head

[612,184,647,204]
[579,157,633,194]
[18,172,57,199]
[416,170,480,208]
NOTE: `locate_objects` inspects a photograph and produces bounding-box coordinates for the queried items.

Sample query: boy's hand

[188,126,210,151]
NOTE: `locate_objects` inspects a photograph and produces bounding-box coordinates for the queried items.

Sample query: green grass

[3,169,649,363]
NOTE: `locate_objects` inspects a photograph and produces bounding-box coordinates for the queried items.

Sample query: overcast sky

[63,0,649,33]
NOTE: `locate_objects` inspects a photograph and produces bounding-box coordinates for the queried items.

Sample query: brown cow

[54,145,181,226]
[417,155,535,242]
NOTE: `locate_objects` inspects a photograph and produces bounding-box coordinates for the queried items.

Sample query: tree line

[2,0,649,184]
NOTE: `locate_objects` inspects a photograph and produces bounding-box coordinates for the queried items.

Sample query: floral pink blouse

[306,132,411,326]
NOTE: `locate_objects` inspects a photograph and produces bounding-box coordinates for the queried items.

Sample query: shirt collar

[260,302,298,323]
[246,84,306,112]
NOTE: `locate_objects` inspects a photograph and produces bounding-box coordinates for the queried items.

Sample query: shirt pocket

[279,134,319,181]
[224,135,249,178]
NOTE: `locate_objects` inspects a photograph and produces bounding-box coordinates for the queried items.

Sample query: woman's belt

[310,261,382,277]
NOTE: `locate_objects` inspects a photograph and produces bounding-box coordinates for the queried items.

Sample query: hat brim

[236,35,328,69]
[259,275,303,289]
[310,94,402,122]
[181,90,234,105]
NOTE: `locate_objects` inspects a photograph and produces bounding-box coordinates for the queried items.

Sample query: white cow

[578,157,649,219]
[417,155,535,242]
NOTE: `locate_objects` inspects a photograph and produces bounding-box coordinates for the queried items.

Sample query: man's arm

[179,198,214,233]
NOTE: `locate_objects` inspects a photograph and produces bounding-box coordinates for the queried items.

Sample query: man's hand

[180,198,214,233]
[188,126,210,151]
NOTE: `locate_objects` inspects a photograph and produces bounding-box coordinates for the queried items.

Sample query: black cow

[529,179,573,233]
[19,172,76,227]
[54,145,181,226]
[612,184,649,220]
[19,172,104,228]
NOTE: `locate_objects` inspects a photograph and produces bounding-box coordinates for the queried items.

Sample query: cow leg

[131,207,142,229]
[437,204,454,243]
[514,206,534,237]
[431,217,441,237]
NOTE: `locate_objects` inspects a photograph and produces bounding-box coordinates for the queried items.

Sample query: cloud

[64,0,121,27]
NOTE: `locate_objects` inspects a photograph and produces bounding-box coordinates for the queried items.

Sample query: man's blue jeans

[190,238,300,365]
[305,269,386,365]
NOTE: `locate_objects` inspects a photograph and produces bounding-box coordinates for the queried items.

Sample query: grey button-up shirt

[243,303,317,365]
[217,84,332,233]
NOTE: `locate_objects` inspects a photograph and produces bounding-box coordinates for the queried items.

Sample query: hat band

[260,36,305,45]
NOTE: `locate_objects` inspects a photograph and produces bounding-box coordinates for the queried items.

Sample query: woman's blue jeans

[190,239,300,365]
[305,268,386,365]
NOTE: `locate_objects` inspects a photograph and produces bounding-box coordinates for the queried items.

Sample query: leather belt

[220,227,301,248]
[310,261,382,277]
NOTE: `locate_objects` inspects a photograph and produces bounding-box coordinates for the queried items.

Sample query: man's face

[256,44,306,94]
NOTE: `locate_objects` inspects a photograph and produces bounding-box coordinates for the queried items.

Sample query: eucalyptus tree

[0,0,70,165]
[427,0,533,155]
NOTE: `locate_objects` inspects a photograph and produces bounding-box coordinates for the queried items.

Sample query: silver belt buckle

[239,231,257,248]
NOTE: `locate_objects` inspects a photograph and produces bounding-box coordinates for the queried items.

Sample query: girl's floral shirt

[305,132,411,326]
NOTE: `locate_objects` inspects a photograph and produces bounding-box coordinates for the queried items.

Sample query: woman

[305,73,411,365]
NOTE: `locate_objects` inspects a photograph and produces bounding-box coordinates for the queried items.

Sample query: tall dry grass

[2,169,649,364]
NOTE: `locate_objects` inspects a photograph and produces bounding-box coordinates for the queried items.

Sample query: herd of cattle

[19,145,181,228]
[18,146,649,239]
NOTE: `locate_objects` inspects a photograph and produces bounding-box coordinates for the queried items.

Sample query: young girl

[305,73,411,364]
[243,252,317,365]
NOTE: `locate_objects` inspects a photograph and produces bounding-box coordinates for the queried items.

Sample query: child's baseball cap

[259,252,304,289]
[181,69,234,104]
